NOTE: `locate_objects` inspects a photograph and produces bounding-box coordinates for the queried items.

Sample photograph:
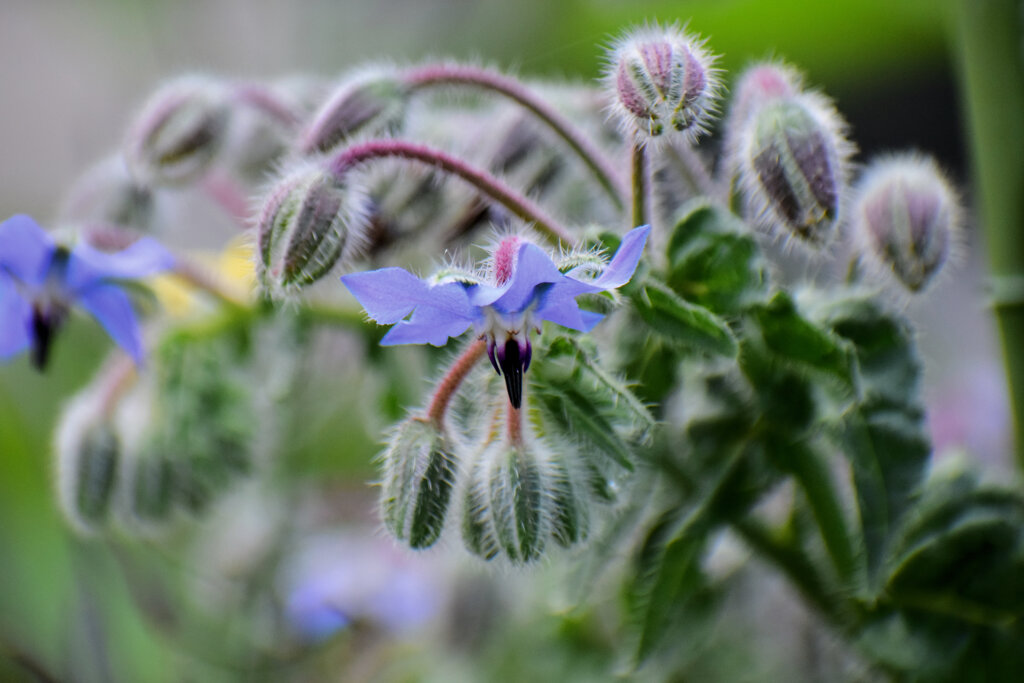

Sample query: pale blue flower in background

[0,214,174,368]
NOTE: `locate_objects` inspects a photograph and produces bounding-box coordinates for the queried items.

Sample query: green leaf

[630,281,738,357]
[666,200,768,314]
[533,381,636,472]
[625,506,707,664]
[748,291,854,390]
[886,471,1024,619]
[809,293,931,591]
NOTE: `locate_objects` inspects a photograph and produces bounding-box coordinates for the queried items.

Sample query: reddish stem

[232,84,301,127]
[97,355,137,419]
[403,63,628,210]
[328,139,576,247]
[201,171,252,229]
[427,339,487,426]
[506,401,523,447]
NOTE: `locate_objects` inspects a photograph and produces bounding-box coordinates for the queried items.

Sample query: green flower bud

[126,76,231,186]
[740,95,851,245]
[256,163,369,298]
[129,452,175,523]
[381,418,460,549]
[55,395,121,535]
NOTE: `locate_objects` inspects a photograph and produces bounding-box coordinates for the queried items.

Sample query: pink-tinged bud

[126,76,232,186]
[735,88,853,246]
[726,62,801,134]
[605,24,721,141]
[256,163,370,298]
[851,154,961,292]
[299,67,408,154]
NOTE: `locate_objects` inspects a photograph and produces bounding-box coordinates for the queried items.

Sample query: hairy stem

[200,171,252,229]
[631,142,648,227]
[954,0,1024,468]
[329,139,576,246]
[171,259,247,309]
[664,141,719,200]
[96,356,137,419]
[427,339,487,426]
[506,402,523,446]
[404,63,628,210]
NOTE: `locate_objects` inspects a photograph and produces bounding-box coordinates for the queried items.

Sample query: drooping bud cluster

[726,62,852,246]
[256,163,370,298]
[605,24,721,142]
[850,154,961,292]
[299,66,408,154]
[53,334,257,536]
[126,76,232,186]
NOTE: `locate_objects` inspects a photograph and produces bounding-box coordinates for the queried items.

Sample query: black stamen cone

[498,339,523,409]
[30,306,57,371]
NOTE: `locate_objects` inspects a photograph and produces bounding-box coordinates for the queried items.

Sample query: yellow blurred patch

[151,237,256,317]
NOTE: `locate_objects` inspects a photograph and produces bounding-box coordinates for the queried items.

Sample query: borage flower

[0,214,174,369]
[342,225,650,408]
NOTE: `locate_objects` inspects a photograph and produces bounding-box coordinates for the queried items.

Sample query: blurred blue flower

[0,214,174,368]
[284,533,443,643]
[342,225,650,407]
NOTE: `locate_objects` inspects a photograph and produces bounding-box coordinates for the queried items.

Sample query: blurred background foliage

[0,1,1004,681]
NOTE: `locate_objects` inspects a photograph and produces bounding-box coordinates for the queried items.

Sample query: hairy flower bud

[851,154,961,292]
[381,418,459,549]
[55,394,121,535]
[129,452,175,523]
[256,164,369,297]
[459,435,592,564]
[726,63,801,135]
[299,67,408,154]
[547,451,590,548]
[60,156,160,232]
[736,89,852,246]
[606,24,721,141]
[126,76,232,186]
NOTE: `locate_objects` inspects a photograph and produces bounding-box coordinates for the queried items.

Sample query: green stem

[403,64,628,210]
[732,517,854,632]
[658,452,853,632]
[954,0,1024,468]
[787,441,861,587]
[631,142,648,227]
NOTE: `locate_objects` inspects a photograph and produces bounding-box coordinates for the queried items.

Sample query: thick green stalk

[954,0,1024,468]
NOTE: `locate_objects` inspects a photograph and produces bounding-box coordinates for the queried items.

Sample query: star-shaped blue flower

[342,225,650,407]
[0,214,174,368]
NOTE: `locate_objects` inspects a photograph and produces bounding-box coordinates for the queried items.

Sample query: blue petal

[380,306,474,346]
[0,214,54,286]
[66,237,175,293]
[76,284,144,363]
[593,225,651,289]
[342,268,477,325]
[485,242,564,314]
[0,275,31,358]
